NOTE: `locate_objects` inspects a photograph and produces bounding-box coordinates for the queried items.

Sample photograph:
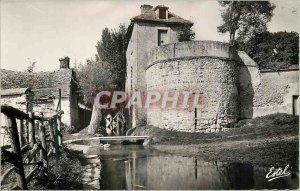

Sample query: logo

[93,90,208,111]
[266,164,291,182]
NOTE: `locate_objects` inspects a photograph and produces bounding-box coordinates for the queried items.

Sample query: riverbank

[1,148,84,190]
[132,113,299,169]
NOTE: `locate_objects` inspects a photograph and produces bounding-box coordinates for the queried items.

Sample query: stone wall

[127,27,299,132]
[146,41,239,132]
[253,70,299,117]
[237,51,299,118]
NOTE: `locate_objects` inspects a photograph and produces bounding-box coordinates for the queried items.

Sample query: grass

[1,147,84,190]
[132,113,299,145]
[133,113,298,167]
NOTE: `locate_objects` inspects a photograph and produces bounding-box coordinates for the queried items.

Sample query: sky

[1,0,299,72]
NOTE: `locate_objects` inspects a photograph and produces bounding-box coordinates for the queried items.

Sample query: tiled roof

[131,9,193,25]
[1,69,76,98]
[1,88,31,96]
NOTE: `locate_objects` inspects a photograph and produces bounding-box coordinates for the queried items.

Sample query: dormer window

[159,9,167,19]
[155,5,169,20]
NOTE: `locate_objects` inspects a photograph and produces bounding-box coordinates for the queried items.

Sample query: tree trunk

[87,104,102,134]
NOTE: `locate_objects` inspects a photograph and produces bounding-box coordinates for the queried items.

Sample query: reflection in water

[100,145,298,190]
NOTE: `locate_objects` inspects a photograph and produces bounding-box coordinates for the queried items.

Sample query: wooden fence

[1,105,64,190]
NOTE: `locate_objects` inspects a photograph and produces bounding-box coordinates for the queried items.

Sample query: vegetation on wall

[239,31,299,70]
[177,25,195,42]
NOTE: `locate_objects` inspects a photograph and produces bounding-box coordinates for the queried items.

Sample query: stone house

[1,57,80,129]
[125,4,299,132]
[125,4,194,127]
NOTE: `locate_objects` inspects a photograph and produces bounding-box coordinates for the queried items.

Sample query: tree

[177,25,195,42]
[26,58,36,73]
[241,31,299,70]
[75,59,115,134]
[217,1,275,45]
[96,24,128,89]
[76,24,128,135]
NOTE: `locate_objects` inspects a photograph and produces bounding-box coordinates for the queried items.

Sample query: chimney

[59,56,70,69]
[140,4,153,14]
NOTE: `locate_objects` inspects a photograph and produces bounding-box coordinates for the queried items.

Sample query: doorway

[293,95,299,116]
[158,29,168,46]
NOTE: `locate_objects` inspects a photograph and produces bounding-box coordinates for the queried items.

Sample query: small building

[1,57,80,129]
[1,88,34,146]
[1,88,33,110]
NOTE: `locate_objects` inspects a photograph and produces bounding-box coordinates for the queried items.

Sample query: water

[99,145,298,190]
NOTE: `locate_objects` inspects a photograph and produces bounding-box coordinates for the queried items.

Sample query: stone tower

[125,4,193,128]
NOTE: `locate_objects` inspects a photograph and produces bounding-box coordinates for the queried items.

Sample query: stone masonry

[126,4,299,132]
[146,41,239,132]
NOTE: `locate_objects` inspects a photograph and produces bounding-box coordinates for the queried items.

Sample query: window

[158,29,168,46]
[159,9,167,19]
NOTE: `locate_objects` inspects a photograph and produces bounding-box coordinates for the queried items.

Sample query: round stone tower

[146,41,239,132]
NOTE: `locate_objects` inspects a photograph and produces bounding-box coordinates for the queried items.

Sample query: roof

[154,5,169,10]
[1,69,77,98]
[1,88,31,96]
[125,5,194,50]
[131,7,193,25]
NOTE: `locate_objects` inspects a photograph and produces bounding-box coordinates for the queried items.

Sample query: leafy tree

[217,1,275,45]
[96,24,128,89]
[177,25,195,42]
[76,24,128,134]
[241,31,299,70]
[75,59,116,134]
[27,58,36,73]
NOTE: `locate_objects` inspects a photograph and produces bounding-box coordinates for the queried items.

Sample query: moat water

[99,145,298,190]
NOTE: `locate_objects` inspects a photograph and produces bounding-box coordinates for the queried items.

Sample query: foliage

[76,24,128,106]
[239,31,299,70]
[1,149,84,190]
[75,59,115,105]
[96,24,128,89]
[177,25,195,42]
[26,58,36,73]
[218,1,275,45]
[28,148,84,190]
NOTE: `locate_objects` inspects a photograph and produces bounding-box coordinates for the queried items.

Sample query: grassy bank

[1,148,84,190]
[133,113,299,167]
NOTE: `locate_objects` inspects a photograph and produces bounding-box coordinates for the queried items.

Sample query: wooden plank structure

[98,136,149,141]
[99,136,149,144]
[1,103,64,190]
[64,136,150,145]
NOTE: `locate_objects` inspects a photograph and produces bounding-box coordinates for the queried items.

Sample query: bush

[28,148,84,190]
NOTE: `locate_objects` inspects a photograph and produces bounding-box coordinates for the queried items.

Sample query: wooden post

[24,119,29,144]
[25,102,30,144]
[39,117,48,168]
[48,120,55,151]
[57,116,62,146]
[53,117,60,160]
[28,112,36,169]
[4,115,28,189]
[17,119,25,147]
[57,88,62,146]
[28,112,36,146]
